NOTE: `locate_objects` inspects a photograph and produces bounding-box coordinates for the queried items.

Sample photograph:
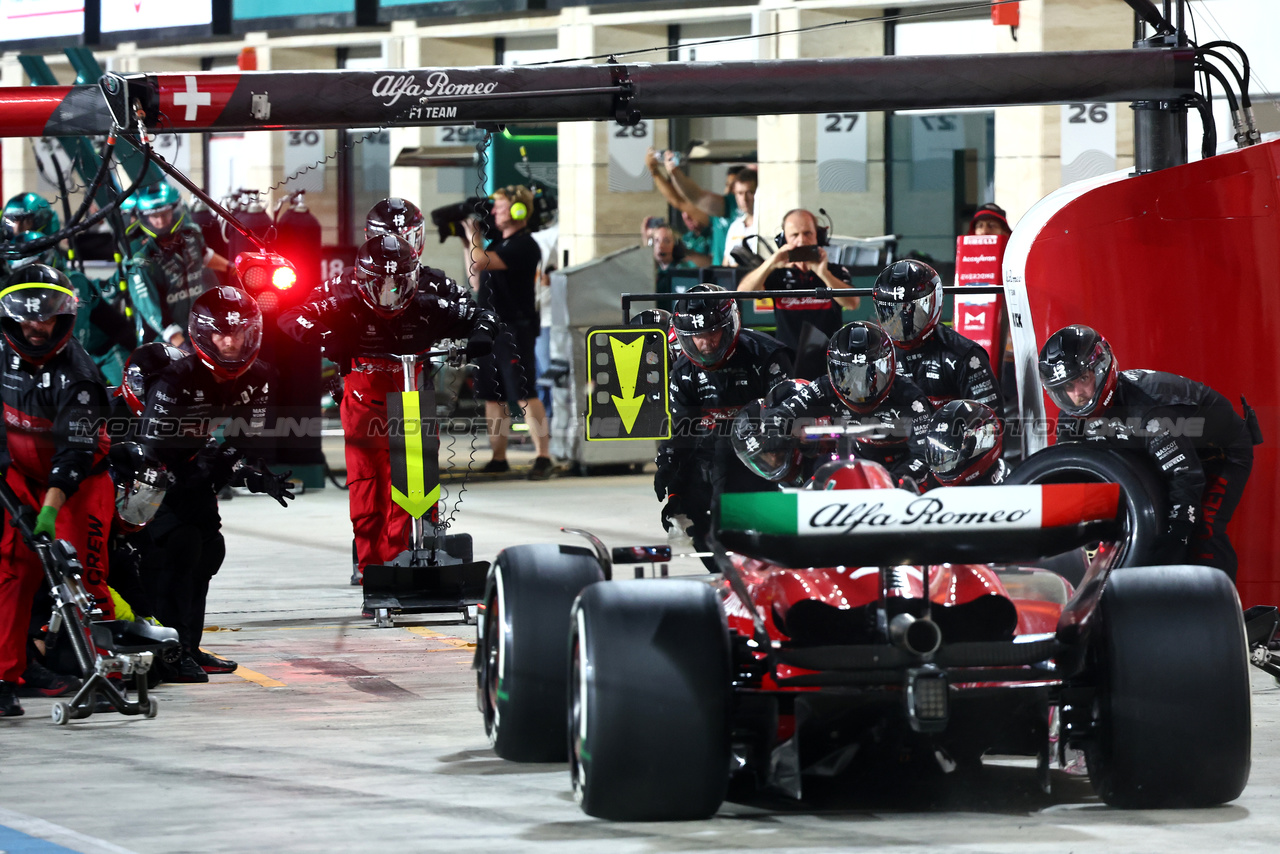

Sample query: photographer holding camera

[460,185,552,479]
[737,209,860,377]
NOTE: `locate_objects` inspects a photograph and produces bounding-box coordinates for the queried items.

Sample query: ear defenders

[494,185,531,221]
[774,208,830,248]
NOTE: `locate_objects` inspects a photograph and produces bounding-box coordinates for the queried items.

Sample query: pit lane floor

[2,474,1279,854]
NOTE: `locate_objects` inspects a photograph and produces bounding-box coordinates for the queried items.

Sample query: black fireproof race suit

[655,329,792,561]
[767,374,934,484]
[0,338,114,683]
[1056,369,1257,580]
[140,354,276,654]
[279,267,497,576]
[896,323,1002,411]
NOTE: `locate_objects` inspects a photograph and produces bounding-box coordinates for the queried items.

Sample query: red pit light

[272,265,297,290]
[234,251,298,294]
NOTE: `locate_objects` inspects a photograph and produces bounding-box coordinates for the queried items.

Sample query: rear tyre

[1007,444,1166,567]
[1086,565,1251,807]
[570,580,731,821]
[481,543,604,762]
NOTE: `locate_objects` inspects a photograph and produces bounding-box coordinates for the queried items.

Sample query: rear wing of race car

[715,484,1121,568]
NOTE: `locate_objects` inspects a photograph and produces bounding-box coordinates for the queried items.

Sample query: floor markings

[403,626,477,649]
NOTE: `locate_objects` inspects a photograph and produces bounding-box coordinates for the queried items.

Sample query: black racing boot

[17,659,81,698]
[0,681,24,717]
[169,653,210,683]
[190,649,238,674]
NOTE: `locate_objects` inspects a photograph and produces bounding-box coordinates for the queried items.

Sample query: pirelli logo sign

[585,326,670,442]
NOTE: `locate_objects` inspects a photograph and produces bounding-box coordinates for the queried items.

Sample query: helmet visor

[875,290,939,344]
[0,282,77,323]
[830,353,893,407]
[731,411,795,482]
[3,212,41,238]
[115,467,170,529]
[1042,351,1111,417]
[361,272,417,314]
[925,420,998,478]
[140,204,181,237]
[366,223,425,258]
[673,311,739,369]
[191,310,263,376]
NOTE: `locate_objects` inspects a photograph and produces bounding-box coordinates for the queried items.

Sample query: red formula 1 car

[476,463,1253,821]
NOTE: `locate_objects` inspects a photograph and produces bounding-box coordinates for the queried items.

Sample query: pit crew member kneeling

[279,235,497,586]
[764,321,933,487]
[656,285,791,567]
[0,265,113,716]
[1039,324,1259,580]
[141,287,294,682]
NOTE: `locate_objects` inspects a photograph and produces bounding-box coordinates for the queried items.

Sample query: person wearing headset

[461,185,553,479]
[648,222,700,292]
[737,209,860,378]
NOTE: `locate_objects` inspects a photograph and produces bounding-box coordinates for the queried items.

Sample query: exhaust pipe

[889,613,942,657]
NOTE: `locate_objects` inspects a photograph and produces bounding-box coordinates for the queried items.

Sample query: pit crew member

[279,235,497,586]
[1040,324,1258,579]
[656,285,792,564]
[872,259,1001,411]
[0,265,113,716]
[764,321,933,485]
[141,287,294,681]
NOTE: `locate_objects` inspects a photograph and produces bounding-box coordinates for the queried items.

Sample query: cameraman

[737,209,860,377]
[461,185,552,479]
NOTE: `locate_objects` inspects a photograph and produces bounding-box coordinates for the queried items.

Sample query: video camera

[430,197,494,243]
[430,183,558,243]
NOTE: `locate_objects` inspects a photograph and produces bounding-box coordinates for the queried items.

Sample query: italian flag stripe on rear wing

[719,484,1120,537]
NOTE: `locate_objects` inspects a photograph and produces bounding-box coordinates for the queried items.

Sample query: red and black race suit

[656,329,793,541]
[278,267,497,370]
[769,373,934,483]
[278,268,497,574]
[0,339,113,681]
[895,323,1003,412]
[1056,369,1254,578]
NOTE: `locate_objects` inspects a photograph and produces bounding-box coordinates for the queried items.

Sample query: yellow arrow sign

[609,334,646,434]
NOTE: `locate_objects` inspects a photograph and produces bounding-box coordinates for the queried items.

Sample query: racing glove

[198,441,246,490]
[34,505,58,540]
[465,331,494,359]
[240,461,297,508]
[660,495,685,531]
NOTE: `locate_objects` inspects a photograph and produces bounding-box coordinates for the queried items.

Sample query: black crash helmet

[354,234,419,317]
[1038,324,1118,417]
[0,263,78,366]
[872,259,943,348]
[826,321,895,414]
[365,198,426,258]
[925,399,1004,485]
[671,284,741,370]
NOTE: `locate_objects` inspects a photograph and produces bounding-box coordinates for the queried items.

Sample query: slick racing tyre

[1086,565,1251,808]
[570,580,731,821]
[1006,444,1166,569]
[480,543,604,762]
